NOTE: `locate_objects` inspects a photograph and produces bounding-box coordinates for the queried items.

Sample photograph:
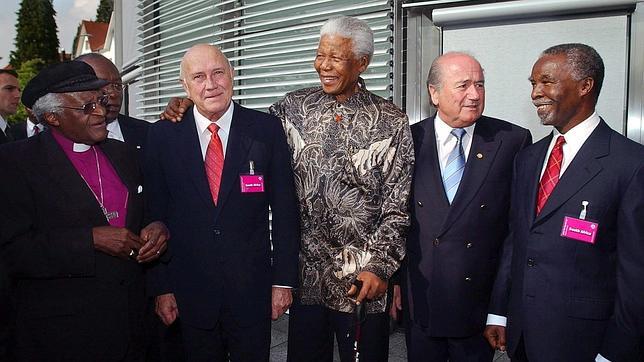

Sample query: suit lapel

[440,118,501,233]
[414,117,450,209]
[214,103,253,220]
[176,110,215,207]
[99,139,140,228]
[522,136,550,224]
[534,121,609,225]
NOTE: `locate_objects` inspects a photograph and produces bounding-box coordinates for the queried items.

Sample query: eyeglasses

[61,95,109,115]
[105,82,127,92]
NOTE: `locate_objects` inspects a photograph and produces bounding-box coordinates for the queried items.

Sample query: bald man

[395,52,531,361]
[144,44,300,361]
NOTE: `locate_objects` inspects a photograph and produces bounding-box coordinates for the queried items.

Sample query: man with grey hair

[392,51,531,361]
[270,16,413,361]
[0,60,168,360]
[159,16,413,361]
[485,43,644,362]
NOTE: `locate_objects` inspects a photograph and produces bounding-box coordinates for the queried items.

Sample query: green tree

[8,58,46,124]
[95,0,114,23]
[9,0,60,69]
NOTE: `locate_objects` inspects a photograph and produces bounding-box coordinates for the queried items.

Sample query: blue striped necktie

[443,128,466,204]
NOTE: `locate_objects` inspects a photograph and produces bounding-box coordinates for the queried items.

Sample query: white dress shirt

[0,115,8,135]
[486,112,607,362]
[106,119,125,142]
[26,119,46,138]
[434,113,476,177]
[193,102,234,160]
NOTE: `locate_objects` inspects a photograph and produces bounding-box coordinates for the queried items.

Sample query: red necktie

[205,123,224,205]
[33,126,40,135]
[536,136,566,215]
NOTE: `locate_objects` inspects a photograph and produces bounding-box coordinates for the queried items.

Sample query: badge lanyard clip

[579,201,589,220]
[249,160,255,175]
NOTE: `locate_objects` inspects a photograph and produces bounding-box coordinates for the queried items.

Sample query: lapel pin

[476,153,483,159]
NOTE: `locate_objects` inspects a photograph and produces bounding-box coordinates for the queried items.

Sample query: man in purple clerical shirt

[0,61,169,361]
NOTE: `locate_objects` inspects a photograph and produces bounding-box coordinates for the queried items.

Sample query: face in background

[180,44,234,121]
[530,53,593,133]
[80,56,123,122]
[46,91,108,145]
[314,34,368,103]
[429,54,485,128]
[0,73,21,118]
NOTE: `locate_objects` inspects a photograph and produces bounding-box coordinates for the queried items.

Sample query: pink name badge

[240,174,265,193]
[561,216,599,244]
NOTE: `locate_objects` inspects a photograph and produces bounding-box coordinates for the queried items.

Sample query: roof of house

[81,20,109,51]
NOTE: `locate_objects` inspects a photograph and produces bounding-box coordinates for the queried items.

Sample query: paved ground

[270,315,509,361]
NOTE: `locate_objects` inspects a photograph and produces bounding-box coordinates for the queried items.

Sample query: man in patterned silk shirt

[159,15,413,361]
[269,16,414,362]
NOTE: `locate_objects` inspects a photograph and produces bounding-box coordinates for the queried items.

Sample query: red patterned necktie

[33,125,40,135]
[536,135,566,215]
[205,123,224,205]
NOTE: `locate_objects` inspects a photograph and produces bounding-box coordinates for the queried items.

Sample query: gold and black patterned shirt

[270,85,414,313]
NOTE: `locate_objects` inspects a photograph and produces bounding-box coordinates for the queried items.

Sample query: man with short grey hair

[270,16,414,361]
[0,60,168,360]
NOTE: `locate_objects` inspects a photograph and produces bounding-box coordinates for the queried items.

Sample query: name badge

[240,174,264,193]
[561,216,599,244]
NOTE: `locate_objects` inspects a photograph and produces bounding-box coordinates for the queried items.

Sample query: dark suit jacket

[404,115,531,337]
[144,103,300,329]
[0,131,146,360]
[0,125,13,144]
[8,121,27,141]
[117,114,149,158]
[489,120,644,361]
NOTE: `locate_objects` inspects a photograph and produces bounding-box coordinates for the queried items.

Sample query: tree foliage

[10,0,60,69]
[8,58,46,124]
[96,0,114,23]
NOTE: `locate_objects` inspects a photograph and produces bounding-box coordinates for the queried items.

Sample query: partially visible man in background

[76,54,149,156]
[0,69,20,143]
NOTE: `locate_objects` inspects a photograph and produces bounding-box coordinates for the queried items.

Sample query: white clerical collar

[193,101,234,137]
[107,118,125,142]
[73,143,92,152]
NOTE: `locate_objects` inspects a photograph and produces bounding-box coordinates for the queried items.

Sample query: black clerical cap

[21,61,109,108]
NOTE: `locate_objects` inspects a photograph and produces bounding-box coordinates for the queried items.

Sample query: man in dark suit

[145,44,300,361]
[0,69,20,144]
[484,43,644,361]
[392,52,531,361]
[76,54,149,155]
[0,61,168,360]
[9,109,46,140]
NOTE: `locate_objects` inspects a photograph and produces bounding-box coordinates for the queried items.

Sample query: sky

[1,0,100,67]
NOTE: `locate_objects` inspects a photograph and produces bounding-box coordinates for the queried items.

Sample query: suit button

[433,238,439,246]
[527,258,536,267]
[466,242,472,248]
[465,277,472,282]
[417,201,423,207]
[213,229,221,236]
[480,204,486,209]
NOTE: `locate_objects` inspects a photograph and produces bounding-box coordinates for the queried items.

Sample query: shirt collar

[551,111,600,148]
[193,101,234,136]
[51,129,93,153]
[106,118,125,142]
[434,112,476,146]
[0,115,7,132]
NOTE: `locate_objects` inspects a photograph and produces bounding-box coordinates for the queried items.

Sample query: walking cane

[352,280,366,362]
